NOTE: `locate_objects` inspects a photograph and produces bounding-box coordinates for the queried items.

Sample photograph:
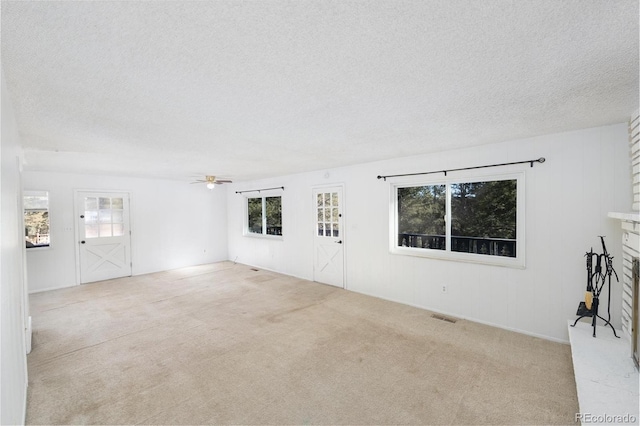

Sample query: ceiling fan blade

[216,180,233,183]
[189,180,206,184]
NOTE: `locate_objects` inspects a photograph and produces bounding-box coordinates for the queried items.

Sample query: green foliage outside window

[247,198,263,234]
[24,191,50,248]
[397,179,517,258]
[451,181,517,240]
[247,196,282,236]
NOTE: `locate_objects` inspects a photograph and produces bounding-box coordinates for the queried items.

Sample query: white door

[313,186,344,288]
[76,191,132,284]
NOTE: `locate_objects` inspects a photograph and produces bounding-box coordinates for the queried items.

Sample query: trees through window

[246,196,282,236]
[24,191,50,248]
[394,175,522,265]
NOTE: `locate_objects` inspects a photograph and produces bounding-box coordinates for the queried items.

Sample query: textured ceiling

[1,1,638,182]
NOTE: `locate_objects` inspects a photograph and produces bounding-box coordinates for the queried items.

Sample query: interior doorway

[75,191,132,284]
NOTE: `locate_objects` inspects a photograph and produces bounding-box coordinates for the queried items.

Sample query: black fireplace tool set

[571,236,619,338]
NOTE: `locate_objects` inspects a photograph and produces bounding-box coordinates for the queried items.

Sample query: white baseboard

[29,283,77,294]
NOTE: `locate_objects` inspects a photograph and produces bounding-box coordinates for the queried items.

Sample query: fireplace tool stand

[571,236,619,338]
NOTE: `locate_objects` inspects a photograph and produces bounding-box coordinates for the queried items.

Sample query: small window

[24,191,50,248]
[392,174,523,267]
[246,196,282,237]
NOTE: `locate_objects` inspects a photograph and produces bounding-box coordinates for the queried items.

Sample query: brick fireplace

[607,109,640,361]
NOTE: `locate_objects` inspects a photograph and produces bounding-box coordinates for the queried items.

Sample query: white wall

[228,123,631,342]
[23,172,228,293]
[1,68,28,424]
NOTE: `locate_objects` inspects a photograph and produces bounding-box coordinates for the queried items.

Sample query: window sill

[26,245,52,251]
[391,246,525,269]
[243,233,283,241]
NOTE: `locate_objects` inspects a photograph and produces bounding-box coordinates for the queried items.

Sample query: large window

[393,174,523,267]
[246,196,282,236]
[24,191,50,248]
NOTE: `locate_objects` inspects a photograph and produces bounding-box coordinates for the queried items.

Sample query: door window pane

[85,225,99,238]
[112,210,123,223]
[112,224,124,237]
[99,197,111,209]
[99,210,111,223]
[85,197,97,210]
[111,198,123,209]
[99,224,112,237]
[84,210,98,224]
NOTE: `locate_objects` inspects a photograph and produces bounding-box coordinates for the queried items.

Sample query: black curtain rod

[235,186,284,194]
[377,157,545,181]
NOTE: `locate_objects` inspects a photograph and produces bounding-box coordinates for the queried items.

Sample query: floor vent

[250,268,259,271]
[431,314,457,324]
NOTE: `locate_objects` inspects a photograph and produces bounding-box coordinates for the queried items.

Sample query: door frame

[73,189,133,285]
[311,183,346,289]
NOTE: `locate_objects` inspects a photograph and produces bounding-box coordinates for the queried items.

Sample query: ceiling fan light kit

[190,175,233,190]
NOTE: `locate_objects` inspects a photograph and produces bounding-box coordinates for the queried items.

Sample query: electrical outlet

[441,285,448,294]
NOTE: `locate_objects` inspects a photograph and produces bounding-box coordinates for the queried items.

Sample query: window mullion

[445,183,451,252]
[262,197,267,235]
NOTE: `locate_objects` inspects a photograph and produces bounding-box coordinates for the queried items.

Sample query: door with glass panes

[313,186,344,288]
[76,191,132,284]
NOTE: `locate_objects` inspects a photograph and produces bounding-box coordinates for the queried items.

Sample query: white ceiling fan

[190,175,233,190]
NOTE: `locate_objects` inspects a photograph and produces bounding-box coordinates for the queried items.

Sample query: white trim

[389,171,526,269]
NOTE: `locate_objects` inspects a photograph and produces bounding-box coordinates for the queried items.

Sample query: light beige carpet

[26,262,578,425]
